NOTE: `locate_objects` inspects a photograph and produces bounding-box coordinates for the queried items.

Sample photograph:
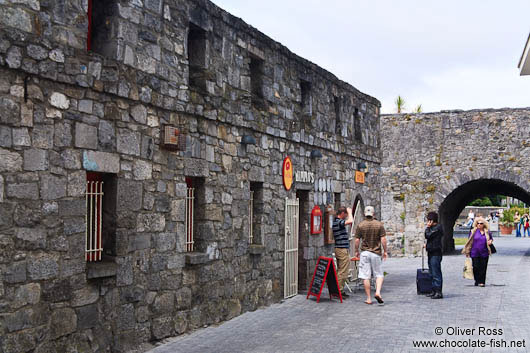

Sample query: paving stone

[149,236,530,353]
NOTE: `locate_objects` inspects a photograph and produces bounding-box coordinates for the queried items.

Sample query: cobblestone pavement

[148,235,530,353]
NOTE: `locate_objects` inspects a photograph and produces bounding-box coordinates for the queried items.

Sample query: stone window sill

[185,252,210,265]
[249,244,265,255]
[86,257,117,279]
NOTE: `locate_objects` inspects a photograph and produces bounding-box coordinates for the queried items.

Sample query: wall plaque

[282,156,293,190]
[355,171,365,184]
[162,126,186,151]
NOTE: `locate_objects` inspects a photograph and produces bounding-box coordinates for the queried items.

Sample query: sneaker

[431,292,443,299]
[425,291,435,297]
[341,291,350,298]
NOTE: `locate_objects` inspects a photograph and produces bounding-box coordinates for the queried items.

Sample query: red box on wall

[311,205,322,234]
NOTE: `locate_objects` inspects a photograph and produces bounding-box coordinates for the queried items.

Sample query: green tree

[395,95,406,113]
[469,197,493,207]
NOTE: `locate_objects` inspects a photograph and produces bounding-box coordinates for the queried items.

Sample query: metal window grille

[249,191,254,244]
[284,197,299,298]
[86,180,103,262]
[186,187,195,252]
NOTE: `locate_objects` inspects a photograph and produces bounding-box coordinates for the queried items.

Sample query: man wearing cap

[354,206,387,305]
[332,206,353,297]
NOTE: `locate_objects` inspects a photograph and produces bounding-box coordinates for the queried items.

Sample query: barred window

[185,177,206,252]
[85,172,117,261]
[185,177,195,252]
[249,182,263,245]
[86,172,104,261]
[300,80,312,116]
[250,55,264,107]
[188,22,207,91]
[87,0,119,57]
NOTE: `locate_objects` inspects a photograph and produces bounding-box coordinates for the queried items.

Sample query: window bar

[89,181,94,261]
[185,187,189,251]
[186,187,195,252]
[249,190,254,244]
[97,181,104,261]
[190,187,194,252]
[85,181,89,261]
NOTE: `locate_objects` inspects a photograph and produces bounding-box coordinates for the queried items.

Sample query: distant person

[514,211,521,237]
[462,217,494,287]
[354,206,387,305]
[332,206,353,297]
[466,210,475,227]
[524,214,530,237]
[424,211,444,299]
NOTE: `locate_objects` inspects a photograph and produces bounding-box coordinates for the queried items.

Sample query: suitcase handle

[422,244,426,271]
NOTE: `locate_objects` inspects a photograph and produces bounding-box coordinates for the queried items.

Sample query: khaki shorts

[358,250,384,279]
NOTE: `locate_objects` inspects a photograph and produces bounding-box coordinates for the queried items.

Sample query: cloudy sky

[210,0,530,114]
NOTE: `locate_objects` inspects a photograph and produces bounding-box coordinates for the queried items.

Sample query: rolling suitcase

[416,247,433,294]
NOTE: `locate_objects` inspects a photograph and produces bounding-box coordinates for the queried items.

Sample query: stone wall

[381,108,530,256]
[0,0,381,352]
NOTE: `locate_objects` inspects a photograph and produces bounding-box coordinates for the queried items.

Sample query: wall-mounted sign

[295,170,315,184]
[355,171,365,184]
[162,125,186,151]
[283,156,293,190]
[310,205,323,234]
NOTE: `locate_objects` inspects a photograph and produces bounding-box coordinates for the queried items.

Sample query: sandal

[364,301,373,305]
[374,295,384,305]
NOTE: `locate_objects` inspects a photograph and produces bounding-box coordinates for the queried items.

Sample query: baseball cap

[364,206,374,217]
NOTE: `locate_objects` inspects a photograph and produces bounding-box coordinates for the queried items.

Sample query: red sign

[282,156,293,190]
[310,206,322,234]
[306,256,342,303]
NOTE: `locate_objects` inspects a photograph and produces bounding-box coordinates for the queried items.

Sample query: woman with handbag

[462,217,494,287]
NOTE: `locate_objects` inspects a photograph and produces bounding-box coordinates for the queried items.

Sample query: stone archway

[381,108,530,256]
[438,177,530,253]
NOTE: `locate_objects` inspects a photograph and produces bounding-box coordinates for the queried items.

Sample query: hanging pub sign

[355,171,365,184]
[282,156,293,190]
[310,205,322,234]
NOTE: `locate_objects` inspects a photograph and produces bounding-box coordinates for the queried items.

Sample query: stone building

[0,0,381,351]
[381,108,530,256]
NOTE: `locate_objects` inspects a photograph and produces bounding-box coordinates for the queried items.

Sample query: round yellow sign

[283,156,293,190]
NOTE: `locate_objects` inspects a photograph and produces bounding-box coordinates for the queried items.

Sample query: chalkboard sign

[306,256,342,303]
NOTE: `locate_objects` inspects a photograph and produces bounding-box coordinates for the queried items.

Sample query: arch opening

[439,178,530,253]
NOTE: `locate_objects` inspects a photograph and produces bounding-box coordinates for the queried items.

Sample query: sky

[210,0,530,114]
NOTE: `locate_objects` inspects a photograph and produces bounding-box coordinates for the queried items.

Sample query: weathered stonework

[0,0,381,352]
[381,108,530,256]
